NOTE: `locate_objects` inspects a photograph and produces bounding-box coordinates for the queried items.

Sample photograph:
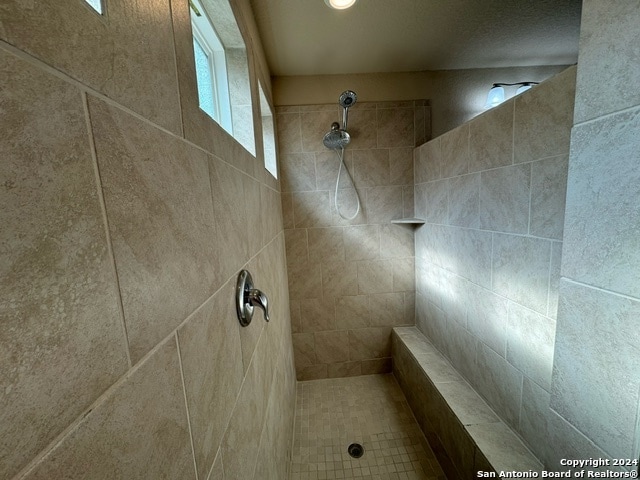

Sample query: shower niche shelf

[390,217,425,225]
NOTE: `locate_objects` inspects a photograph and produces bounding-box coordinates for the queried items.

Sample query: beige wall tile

[551,280,640,459]
[389,147,415,186]
[177,280,244,480]
[573,1,640,123]
[336,295,371,329]
[243,175,264,256]
[448,173,480,229]
[492,234,552,315]
[315,150,354,190]
[475,344,523,428]
[466,283,509,358]
[360,357,393,374]
[207,449,224,480]
[292,333,316,368]
[281,153,316,192]
[276,113,303,154]
[327,361,362,378]
[287,261,322,300]
[308,227,344,264]
[88,96,219,363]
[344,225,380,261]
[209,156,250,281]
[479,163,531,234]
[353,149,390,186]
[300,297,336,332]
[469,101,514,172]
[0,0,181,134]
[440,124,470,178]
[415,138,442,184]
[370,292,406,327]
[403,185,415,217]
[281,192,295,229]
[563,108,640,299]
[425,179,448,224]
[322,261,358,298]
[315,331,350,364]
[507,303,556,390]
[221,334,274,480]
[298,364,328,381]
[380,224,414,258]
[377,107,415,147]
[0,52,129,479]
[514,67,575,164]
[529,155,569,240]
[365,185,404,223]
[293,190,331,227]
[358,259,395,294]
[349,327,392,360]
[347,107,378,149]
[23,339,195,480]
[284,229,308,267]
[518,378,551,465]
[301,109,340,152]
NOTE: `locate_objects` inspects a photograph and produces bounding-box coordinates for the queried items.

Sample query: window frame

[190,0,233,133]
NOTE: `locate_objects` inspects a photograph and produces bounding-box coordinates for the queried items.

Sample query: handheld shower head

[339,90,357,108]
[338,90,357,130]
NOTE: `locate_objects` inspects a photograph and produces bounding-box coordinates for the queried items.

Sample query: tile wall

[413,66,576,463]
[0,1,296,479]
[278,101,430,380]
[548,0,640,469]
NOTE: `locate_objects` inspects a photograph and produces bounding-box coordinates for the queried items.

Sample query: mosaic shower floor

[289,374,447,480]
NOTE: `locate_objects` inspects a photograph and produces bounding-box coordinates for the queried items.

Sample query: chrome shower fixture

[338,90,357,130]
[322,121,351,149]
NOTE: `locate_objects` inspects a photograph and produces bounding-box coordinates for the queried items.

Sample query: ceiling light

[324,0,357,10]
[484,82,539,109]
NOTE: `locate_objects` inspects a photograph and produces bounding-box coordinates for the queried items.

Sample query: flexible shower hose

[334,146,361,220]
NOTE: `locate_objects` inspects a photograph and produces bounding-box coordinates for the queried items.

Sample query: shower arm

[342,106,350,131]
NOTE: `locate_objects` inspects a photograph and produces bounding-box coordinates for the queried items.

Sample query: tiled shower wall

[413,67,576,462]
[0,1,295,479]
[549,0,640,468]
[278,101,430,380]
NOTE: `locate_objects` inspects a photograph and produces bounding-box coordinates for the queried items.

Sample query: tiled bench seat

[392,327,542,480]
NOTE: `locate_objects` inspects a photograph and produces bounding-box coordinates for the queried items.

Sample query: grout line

[81,90,133,369]
[175,333,200,480]
[573,102,640,129]
[562,277,640,303]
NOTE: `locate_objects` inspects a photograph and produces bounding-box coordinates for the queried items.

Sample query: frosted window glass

[84,0,103,14]
[193,38,216,119]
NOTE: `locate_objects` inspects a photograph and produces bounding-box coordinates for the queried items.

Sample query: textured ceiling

[249,0,582,76]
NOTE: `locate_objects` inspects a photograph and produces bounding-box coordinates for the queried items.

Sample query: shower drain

[347,443,364,458]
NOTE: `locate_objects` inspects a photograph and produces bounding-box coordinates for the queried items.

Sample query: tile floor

[289,374,447,480]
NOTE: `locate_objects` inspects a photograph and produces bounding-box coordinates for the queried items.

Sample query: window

[84,0,103,14]
[259,83,277,179]
[190,0,232,133]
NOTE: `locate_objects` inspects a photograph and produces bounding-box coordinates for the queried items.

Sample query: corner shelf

[390,217,425,225]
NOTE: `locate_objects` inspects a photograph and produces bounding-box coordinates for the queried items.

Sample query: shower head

[323,125,351,150]
[338,90,357,130]
[339,90,357,109]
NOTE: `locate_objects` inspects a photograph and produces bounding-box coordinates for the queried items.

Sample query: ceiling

[249,0,583,77]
